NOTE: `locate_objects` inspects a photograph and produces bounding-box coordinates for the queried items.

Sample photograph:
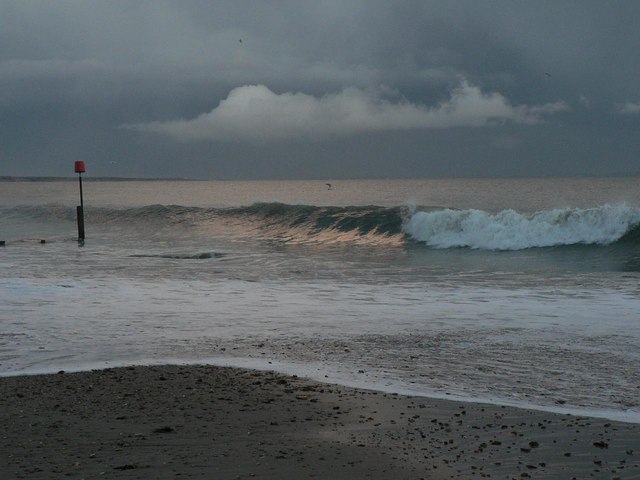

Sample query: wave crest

[403,204,640,250]
[4,203,640,250]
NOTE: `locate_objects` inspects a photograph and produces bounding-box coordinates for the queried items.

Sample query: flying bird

[545,72,552,77]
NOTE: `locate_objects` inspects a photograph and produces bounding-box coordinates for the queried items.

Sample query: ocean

[1,177,639,422]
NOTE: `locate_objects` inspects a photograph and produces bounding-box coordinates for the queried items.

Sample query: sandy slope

[1,365,639,479]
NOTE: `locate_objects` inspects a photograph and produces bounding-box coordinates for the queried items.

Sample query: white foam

[404,204,640,250]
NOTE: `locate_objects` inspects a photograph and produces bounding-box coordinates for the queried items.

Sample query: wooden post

[74,161,86,241]
[76,205,85,240]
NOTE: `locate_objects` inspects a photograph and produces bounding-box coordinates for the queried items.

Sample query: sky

[1,0,639,180]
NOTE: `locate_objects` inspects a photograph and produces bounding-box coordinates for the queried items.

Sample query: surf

[404,204,640,250]
[3,202,640,251]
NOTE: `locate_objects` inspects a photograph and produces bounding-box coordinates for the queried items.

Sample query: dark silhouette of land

[0,176,196,182]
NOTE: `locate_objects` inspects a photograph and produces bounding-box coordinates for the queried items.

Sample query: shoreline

[2,364,639,479]
[3,357,640,426]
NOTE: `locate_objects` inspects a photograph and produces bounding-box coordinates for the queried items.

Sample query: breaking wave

[404,204,640,250]
[3,203,640,251]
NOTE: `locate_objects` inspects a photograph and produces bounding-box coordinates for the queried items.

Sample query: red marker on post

[75,161,86,241]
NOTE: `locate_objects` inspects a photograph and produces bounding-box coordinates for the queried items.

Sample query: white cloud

[617,102,640,114]
[126,80,568,142]
[578,94,590,107]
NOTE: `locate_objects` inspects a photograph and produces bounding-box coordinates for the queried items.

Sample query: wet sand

[1,365,639,479]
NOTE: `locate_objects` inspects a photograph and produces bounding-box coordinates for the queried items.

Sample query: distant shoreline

[0,176,197,182]
[2,174,639,182]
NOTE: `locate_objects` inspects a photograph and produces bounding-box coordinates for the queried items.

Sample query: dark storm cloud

[1,0,639,179]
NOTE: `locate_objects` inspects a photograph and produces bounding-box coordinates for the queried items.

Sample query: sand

[1,365,639,479]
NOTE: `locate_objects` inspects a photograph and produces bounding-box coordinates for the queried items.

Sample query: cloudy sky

[1,1,639,179]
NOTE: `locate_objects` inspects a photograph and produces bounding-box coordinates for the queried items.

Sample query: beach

[2,178,640,478]
[2,364,639,479]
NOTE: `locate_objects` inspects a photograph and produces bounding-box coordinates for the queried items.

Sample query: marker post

[75,161,86,241]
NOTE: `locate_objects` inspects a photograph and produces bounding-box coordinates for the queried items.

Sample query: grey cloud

[617,102,640,115]
[1,1,639,179]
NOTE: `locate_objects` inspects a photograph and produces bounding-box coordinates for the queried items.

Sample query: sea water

[1,177,639,422]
